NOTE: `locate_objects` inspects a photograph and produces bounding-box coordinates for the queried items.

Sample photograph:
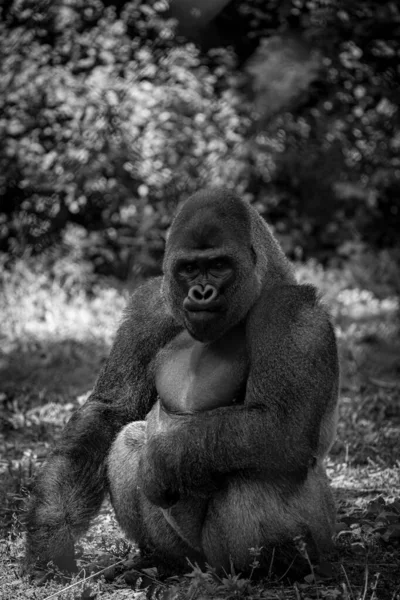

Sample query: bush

[1,0,399,277]
[0,0,249,275]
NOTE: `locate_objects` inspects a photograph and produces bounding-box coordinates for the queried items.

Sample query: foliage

[1,0,399,277]
[0,0,247,276]
[217,0,400,260]
[0,252,127,352]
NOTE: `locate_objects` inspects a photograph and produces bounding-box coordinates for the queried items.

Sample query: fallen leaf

[381,524,400,542]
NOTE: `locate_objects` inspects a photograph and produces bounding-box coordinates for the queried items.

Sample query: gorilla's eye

[213,261,225,270]
[180,263,197,276]
[210,259,229,273]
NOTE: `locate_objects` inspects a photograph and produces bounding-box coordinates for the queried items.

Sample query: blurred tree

[221,0,400,258]
[0,0,399,276]
[0,0,248,276]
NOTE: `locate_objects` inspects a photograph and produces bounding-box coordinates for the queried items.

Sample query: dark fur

[25,189,339,576]
[25,279,182,570]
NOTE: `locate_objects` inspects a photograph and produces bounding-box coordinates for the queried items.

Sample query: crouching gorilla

[25,189,339,577]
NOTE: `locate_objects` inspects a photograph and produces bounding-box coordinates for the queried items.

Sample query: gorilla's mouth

[186,306,222,313]
[184,299,225,313]
[186,309,220,321]
[185,304,224,319]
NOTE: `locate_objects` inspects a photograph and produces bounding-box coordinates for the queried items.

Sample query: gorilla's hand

[140,432,218,507]
[24,517,78,576]
[140,439,180,508]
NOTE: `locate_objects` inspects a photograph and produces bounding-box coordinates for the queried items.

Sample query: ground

[0,257,399,600]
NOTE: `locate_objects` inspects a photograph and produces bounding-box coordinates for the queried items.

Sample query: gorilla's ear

[251,246,257,264]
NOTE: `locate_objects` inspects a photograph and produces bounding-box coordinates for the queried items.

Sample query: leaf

[80,586,97,599]
[141,567,159,577]
[365,497,386,516]
[350,542,366,554]
[336,529,353,538]
[340,515,361,526]
[317,560,334,578]
[376,511,400,523]
[320,588,342,599]
[389,500,400,514]
[381,524,400,542]
[335,521,348,532]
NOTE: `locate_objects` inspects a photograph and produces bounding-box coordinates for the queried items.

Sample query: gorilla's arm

[25,278,180,571]
[141,284,339,507]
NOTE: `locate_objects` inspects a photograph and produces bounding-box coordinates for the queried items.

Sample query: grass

[0,253,399,600]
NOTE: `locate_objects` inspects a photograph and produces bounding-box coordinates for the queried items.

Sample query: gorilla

[25,188,339,577]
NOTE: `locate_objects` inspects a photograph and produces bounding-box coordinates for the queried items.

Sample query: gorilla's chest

[155,328,248,414]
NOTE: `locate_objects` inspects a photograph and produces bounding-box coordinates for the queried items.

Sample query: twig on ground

[341,565,356,600]
[41,558,167,600]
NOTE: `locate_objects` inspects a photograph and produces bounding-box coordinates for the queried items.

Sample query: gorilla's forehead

[167,197,252,252]
[173,220,236,250]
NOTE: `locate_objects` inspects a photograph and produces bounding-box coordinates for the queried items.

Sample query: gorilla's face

[162,191,261,342]
[172,252,236,341]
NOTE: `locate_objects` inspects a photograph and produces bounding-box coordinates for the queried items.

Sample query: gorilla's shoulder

[261,283,320,309]
[252,283,330,330]
[124,277,164,316]
[270,284,335,339]
[121,277,180,341]
[277,283,320,306]
[132,276,164,297]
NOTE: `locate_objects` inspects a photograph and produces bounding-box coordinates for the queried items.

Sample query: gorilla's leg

[107,422,205,570]
[202,463,335,575]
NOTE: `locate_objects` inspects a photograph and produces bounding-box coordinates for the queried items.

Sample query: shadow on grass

[0,337,109,402]
[0,337,111,531]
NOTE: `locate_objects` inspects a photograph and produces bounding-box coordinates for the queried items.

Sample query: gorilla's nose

[188,284,218,304]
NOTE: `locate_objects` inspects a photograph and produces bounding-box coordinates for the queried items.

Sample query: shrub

[0,0,248,275]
